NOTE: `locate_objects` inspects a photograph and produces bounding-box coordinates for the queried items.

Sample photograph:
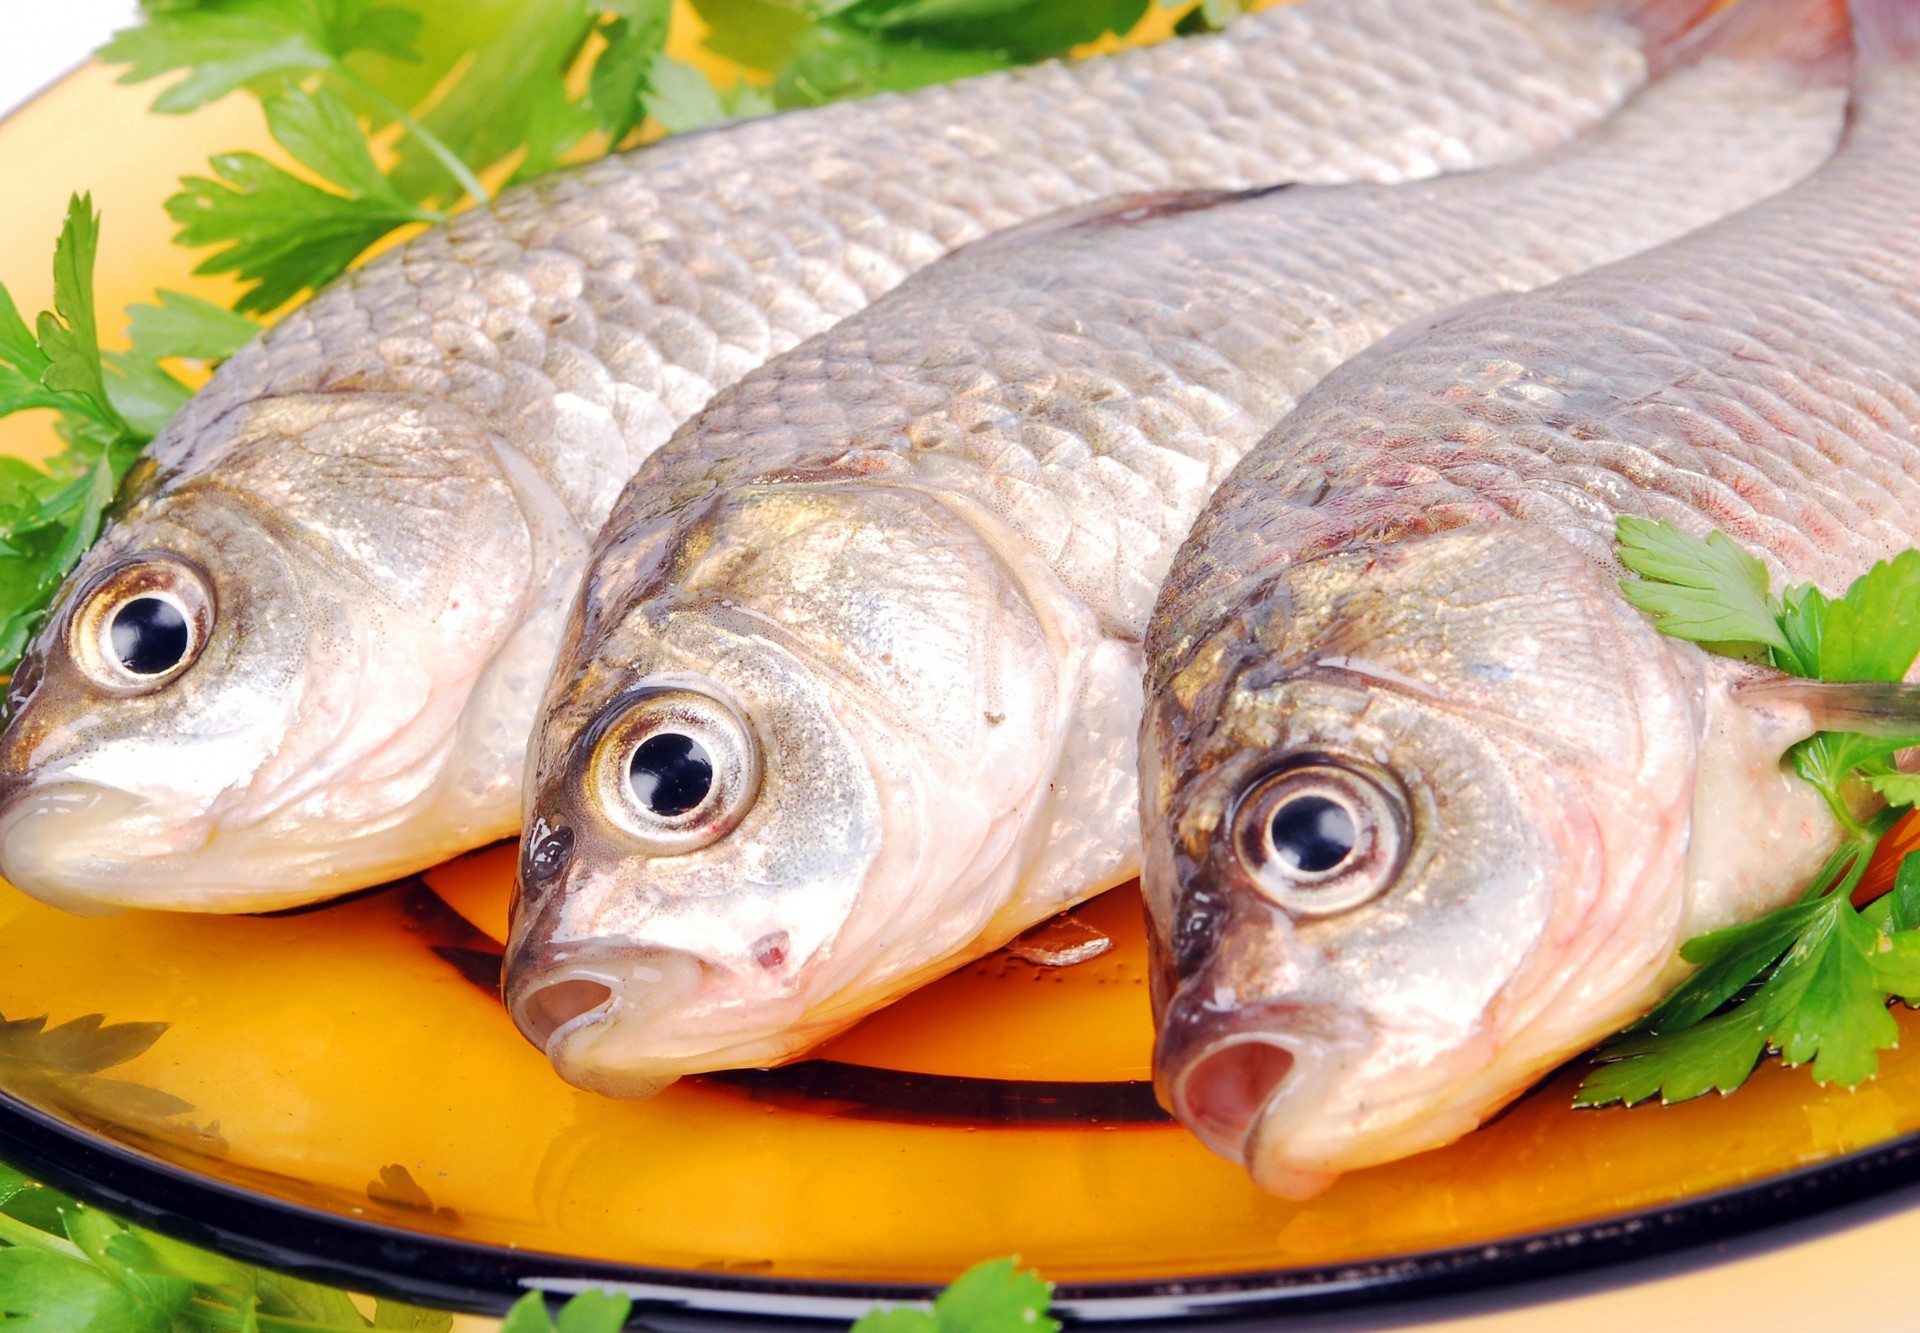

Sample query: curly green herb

[0,0,1234,691]
[1579,518,1920,1108]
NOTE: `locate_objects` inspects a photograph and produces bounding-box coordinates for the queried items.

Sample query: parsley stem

[330,69,491,206]
[0,1207,86,1260]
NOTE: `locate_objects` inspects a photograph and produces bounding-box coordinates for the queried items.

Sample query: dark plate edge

[6,1088,1920,1326]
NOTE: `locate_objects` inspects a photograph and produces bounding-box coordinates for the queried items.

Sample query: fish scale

[160,0,1647,510]
[1151,74,1920,674]
[507,36,1848,1099]
[621,59,1849,642]
[0,0,1664,914]
[1140,12,1920,1199]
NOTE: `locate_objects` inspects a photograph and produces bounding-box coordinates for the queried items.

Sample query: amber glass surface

[4,5,1920,1295]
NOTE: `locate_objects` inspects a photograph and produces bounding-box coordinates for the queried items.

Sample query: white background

[0,2,141,117]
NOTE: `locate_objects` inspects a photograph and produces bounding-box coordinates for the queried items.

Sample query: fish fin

[1736,676,1920,741]
[1563,0,1737,76]
[952,186,1290,259]
[1663,0,1853,81]
[1849,0,1920,63]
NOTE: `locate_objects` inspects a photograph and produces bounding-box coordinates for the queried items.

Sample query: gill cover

[1140,525,1837,1193]
[507,477,1081,1095]
[0,392,534,911]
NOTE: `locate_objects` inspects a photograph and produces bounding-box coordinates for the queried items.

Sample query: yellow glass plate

[5,20,1920,1325]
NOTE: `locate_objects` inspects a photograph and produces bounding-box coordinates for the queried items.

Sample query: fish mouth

[1171,1033,1303,1162]
[1156,991,1366,1197]
[508,945,787,1098]
[0,777,351,914]
[0,780,177,914]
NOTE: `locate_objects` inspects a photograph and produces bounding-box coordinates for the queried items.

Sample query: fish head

[508,476,1071,1096]
[1143,522,1716,1194]
[0,392,527,912]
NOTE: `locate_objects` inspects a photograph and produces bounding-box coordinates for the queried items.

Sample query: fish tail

[1849,0,1920,63]
[1661,0,1853,82]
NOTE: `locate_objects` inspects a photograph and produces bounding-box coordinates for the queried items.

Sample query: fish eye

[1231,761,1406,916]
[586,684,760,855]
[67,554,214,695]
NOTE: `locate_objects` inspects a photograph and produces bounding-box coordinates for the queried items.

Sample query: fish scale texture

[150,0,1644,536]
[1151,70,1920,686]
[597,60,1842,644]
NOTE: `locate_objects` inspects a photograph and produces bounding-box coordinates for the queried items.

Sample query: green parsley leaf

[645,54,774,132]
[1614,516,1787,654]
[554,1289,633,1333]
[1173,0,1244,35]
[1576,1000,1776,1108]
[37,196,127,431]
[777,23,1004,105]
[501,1292,559,1333]
[125,291,260,368]
[0,199,157,685]
[1889,852,1920,934]
[1784,552,1920,683]
[854,1259,1057,1333]
[385,0,597,203]
[101,9,332,115]
[1768,897,1898,1086]
[932,1258,1057,1333]
[1643,899,1826,1034]
[686,0,816,71]
[1865,771,1920,810]
[168,149,429,314]
[589,1,675,143]
[0,1247,146,1332]
[101,0,420,115]
[268,84,413,205]
[849,0,1150,62]
[1597,520,1920,1107]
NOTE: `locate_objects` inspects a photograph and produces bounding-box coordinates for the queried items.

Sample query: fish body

[0,0,1665,914]
[1142,0,1918,1197]
[507,19,1846,1096]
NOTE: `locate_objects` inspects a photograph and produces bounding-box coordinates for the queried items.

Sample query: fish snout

[1154,989,1367,1179]
[505,943,708,1097]
[0,779,159,912]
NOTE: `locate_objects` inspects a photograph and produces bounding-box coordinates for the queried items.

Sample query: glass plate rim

[7,1086,1920,1325]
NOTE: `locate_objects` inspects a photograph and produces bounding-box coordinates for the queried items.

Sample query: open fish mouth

[1155,987,1370,1193]
[1170,1033,1308,1162]
[508,946,814,1097]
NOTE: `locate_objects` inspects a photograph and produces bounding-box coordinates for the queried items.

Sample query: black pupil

[629,733,714,818]
[109,597,191,676]
[1269,795,1357,875]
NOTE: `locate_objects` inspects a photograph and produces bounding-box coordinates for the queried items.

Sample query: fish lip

[506,944,726,1095]
[1166,1029,1319,1166]
[1155,987,1366,1172]
[0,779,176,912]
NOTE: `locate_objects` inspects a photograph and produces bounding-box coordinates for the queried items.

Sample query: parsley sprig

[0,1157,1053,1332]
[0,197,258,684]
[103,0,1197,317]
[1578,518,1920,1107]
[849,1258,1058,1333]
[0,1162,464,1332]
[0,0,1237,688]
